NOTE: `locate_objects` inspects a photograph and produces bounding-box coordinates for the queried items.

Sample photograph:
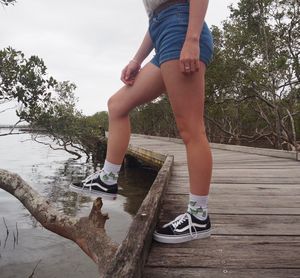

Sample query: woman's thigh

[160,60,206,133]
[108,62,166,116]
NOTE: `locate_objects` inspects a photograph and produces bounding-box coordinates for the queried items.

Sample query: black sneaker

[69,170,118,200]
[153,212,211,244]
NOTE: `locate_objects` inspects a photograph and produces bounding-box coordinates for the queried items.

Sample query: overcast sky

[0,0,239,124]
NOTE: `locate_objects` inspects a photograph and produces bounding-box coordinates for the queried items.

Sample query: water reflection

[0,129,157,277]
[39,157,157,218]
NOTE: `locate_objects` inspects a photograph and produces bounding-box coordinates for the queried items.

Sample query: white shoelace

[82,170,102,185]
[163,213,199,239]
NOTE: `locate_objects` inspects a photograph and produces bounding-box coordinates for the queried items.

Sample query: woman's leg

[160,60,212,196]
[106,62,166,164]
[70,62,165,197]
[153,59,212,243]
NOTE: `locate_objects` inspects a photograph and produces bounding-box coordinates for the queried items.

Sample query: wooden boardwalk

[128,134,300,278]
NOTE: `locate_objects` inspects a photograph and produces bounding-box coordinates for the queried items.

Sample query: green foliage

[130,95,179,137]
[88,111,109,132]
[205,0,300,150]
[0,47,105,161]
[24,81,105,161]
[0,47,57,119]
[0,0,16,6]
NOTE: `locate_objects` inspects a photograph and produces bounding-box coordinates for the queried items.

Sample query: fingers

[121,66,137,86]
[120,67,130,85]
[180,59,200,74]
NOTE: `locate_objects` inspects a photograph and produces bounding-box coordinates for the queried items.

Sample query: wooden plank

[176,167,300,175]
[162,206,300,215]
[131,134,299,162]
[210,142,299,160]
[160,204,300,215]
[211,155,295,162]
[148,235,300,247]
[127,145,166,168]
[166,183,300,196]
[146,236,300,268]
[173,163,300,169]
[213,165,300,169]
[169,176,300,184]
[157,214,300,235]
[172,170,300,178]
[143,267,300,278]
[104,155,174,278]
[162,183,300,214]
[162,194,300,209]
[211,161,299,166]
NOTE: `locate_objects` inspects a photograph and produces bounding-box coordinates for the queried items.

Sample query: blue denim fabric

[148,2,214,67]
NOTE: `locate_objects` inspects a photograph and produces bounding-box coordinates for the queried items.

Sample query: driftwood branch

[0,119,24,137]
[0,169,118,276]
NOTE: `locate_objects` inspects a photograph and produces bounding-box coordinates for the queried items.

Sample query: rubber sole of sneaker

[153,229,211,244]
[69,183,117,201]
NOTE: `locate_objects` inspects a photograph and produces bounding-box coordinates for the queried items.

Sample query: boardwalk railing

[131,133,299,161]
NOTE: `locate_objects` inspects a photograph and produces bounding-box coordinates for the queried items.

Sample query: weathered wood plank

[173,163,300,169]
[146,236,300,268]
[166,183,300,196]
[210,142,299,160]
[131,133,299,161]
[173,168,300,176]
[161,194,300,209]
[157,214,300,235]
[150,235,300,247]
[170,176,300,184]
[127,145,166,168]
[162,206,300,215]
[172,171,300,178]
[104,155,174,278]
[143,267,300,278]
[160,198,300,214]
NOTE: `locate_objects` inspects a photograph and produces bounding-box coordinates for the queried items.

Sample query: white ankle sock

[103,159,121,174]
[187,193,208,220]
[100,159,121,185]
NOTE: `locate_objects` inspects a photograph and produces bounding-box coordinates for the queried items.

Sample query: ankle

[188,206,208,220]
[100,170,118,185]
[103,159,121,174]
[188,193,209,220]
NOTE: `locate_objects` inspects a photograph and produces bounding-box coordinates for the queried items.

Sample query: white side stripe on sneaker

[163,213,207,239]
[175,223,207,233]
[82,183,109,192]
[82,171,100,182]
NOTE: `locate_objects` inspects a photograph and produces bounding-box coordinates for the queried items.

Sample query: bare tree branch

[212,95,255,105]
[0,132,26,137]
[0,120,25,137]
[0,105,17,114]
[31,134,83,160]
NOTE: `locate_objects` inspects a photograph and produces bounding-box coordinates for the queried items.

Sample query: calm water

[0,130,157,277]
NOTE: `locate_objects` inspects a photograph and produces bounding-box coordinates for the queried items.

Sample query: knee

[107,95,128,119]
[176,116,206,145]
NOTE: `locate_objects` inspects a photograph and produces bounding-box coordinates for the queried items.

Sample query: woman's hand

[179,38,200,74]
[120,60,141,86]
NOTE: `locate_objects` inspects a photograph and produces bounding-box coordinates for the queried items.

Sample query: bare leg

[160,60,212,195]
[106,62,166,164]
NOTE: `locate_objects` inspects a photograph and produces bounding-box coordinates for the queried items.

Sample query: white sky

[0,0,239,124]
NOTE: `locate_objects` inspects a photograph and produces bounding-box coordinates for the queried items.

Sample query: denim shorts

[148,2,214,68]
